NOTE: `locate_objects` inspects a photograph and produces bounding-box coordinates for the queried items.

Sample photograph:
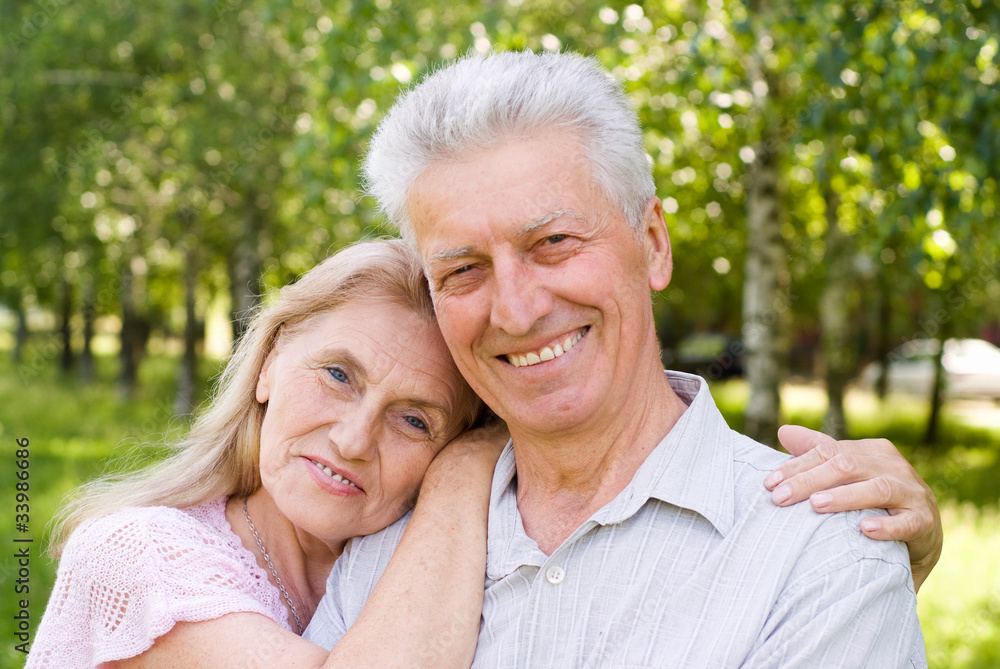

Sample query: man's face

[408,131,672,438]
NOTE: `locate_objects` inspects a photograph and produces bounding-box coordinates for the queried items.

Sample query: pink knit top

[27,497,291,668]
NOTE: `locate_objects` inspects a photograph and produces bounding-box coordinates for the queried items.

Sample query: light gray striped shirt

[306,372,926,668]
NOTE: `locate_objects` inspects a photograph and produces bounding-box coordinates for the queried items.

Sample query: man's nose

[489,256,553,337]
[328,408,378,462]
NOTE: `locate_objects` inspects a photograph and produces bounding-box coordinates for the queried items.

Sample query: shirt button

[545,566,565,585]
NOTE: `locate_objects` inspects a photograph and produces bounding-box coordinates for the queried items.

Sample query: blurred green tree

[1,0,997,437]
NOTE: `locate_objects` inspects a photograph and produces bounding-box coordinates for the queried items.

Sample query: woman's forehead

[289,303,462,395]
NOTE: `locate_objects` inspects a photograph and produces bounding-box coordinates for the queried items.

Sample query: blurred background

[1,0,998,666]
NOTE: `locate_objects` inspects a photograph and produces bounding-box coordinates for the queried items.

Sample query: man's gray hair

[362,50,656,243]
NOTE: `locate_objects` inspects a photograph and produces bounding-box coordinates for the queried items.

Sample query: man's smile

[503,327,589,368]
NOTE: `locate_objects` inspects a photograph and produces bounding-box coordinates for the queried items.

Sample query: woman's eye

[328,367,348,383]
[405,415,428,431]
[452,264,474,275]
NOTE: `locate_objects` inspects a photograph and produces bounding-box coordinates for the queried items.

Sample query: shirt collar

[590,371,736,537]
[487,441,547,579]
[485,371,736,579]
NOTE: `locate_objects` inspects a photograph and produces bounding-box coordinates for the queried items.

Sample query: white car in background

[858,338,1000,400]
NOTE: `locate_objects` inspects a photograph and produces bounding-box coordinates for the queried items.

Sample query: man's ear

[256,347,279,403]
[643,197,673,292]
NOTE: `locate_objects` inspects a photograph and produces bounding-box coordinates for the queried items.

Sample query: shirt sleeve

[304,512,412,650]
[742,513,927,669]
[27,504,287,668]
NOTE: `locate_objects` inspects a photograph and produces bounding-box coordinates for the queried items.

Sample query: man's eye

[328,368,348,383]
[405,415,428,431]
[546,234,567,244]
[452,265,474,275]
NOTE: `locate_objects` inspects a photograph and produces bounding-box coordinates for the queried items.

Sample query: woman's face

[255,299,470,546]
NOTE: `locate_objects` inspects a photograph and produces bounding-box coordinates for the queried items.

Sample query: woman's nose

[328,409,378,462]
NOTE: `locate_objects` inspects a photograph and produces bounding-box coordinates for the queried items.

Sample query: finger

[764,426,841,490]
[763,447,825,490]
[768,449,871,505]
[764,436,847,492]
[805,477,898,514]
[776,424,836,458]
[859,510,925,544]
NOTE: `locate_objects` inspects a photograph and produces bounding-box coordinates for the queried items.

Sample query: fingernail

[861,518,879,533]
[811,492,832,509]
[772,485,791,505]
[763,471,783,489]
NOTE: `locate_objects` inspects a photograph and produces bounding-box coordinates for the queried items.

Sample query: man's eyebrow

[428,210,585,266]
[519,209,585,236]
[429,245,477,264]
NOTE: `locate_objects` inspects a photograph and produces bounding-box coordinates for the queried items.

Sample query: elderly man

[308,51,932,666]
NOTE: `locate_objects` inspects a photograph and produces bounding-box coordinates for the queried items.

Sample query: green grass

[0,343,216,667]
[919,503,1000,669]
[1,351,998,667]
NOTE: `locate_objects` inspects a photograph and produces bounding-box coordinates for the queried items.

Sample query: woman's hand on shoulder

[764,424,942,591]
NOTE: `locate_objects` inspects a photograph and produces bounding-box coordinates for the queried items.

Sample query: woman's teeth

[506,330,585,368]
[310,459,357,487]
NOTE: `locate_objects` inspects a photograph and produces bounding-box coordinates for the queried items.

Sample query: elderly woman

[28,239,504,668]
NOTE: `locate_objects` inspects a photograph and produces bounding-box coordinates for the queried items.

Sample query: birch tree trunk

[59,276,74,373]
[119,259,139,398]
[819,181,852,439]
[79,283,96,382]
[742,125,786,446]
[874,261,893,401]
[740,1,788,447]
[14,299,29,365]
[924,281,953,447]
[176,243,201,415]
[924,331,948,447]
[229,205,263,345]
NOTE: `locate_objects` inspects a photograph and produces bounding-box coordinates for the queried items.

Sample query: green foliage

[4,1,997,361]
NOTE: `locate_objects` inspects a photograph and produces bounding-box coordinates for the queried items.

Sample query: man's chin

[502,400,600,439]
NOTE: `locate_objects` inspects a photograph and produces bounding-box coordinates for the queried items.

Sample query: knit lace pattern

[26,497,290,667]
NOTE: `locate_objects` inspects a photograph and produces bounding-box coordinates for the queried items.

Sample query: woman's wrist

[420,423,509,497]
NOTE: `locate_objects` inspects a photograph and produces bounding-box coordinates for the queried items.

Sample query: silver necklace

[242,496,304,634]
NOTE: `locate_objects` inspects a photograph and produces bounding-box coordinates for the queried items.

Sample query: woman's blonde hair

[49,239,481,556]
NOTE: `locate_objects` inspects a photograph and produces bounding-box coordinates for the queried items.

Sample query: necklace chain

[242,496,304,634]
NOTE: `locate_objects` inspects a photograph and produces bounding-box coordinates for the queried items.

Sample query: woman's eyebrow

[314,348,452,424]
[405,398,451,426]
[313,349,367,379]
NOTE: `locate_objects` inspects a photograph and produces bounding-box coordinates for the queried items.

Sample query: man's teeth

[310,459,357,487]
[507,330,584,368]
